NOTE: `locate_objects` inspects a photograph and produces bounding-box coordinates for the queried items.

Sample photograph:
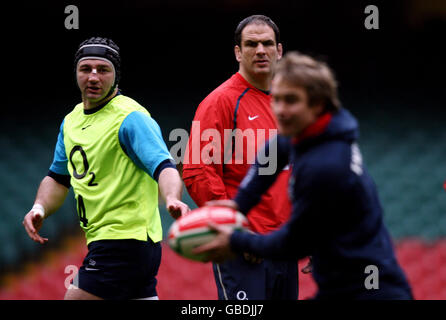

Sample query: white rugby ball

[167,206,250,262]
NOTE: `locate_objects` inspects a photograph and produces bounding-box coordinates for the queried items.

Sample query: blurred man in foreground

[196,51,413,299]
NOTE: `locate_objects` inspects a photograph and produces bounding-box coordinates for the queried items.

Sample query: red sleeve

[182,92,233,207]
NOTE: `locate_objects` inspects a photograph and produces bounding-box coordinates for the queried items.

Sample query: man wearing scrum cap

[22,37,190,300]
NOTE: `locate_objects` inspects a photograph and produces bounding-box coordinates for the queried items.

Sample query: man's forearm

[35,175,69,218]
[158,167,183,202]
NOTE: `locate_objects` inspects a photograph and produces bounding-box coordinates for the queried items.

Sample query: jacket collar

[292,112,333,145]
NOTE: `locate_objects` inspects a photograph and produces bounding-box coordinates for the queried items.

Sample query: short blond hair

[275,51,340,111]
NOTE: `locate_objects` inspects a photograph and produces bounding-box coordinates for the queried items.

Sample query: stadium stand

[0,120,79,274]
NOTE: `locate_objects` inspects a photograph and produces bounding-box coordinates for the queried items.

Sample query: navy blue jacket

[231,109,413,299]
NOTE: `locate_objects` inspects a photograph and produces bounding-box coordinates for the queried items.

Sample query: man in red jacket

[182,15,298,300]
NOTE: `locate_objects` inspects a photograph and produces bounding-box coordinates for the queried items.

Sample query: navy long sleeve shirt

[231,109,412,299]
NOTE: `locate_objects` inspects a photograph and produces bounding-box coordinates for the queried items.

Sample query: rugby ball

[168,206,250,262]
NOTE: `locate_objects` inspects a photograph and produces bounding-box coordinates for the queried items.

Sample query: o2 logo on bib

[69,145,98,186]
[69,145,99,227]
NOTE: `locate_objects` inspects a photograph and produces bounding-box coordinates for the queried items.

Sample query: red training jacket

[182,72,291,234]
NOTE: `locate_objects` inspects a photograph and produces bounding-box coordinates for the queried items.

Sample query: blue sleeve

[231,187,317,260]
[231,149,353,260]
[231,186,315,261]
[230,218,304,260]
[234,135,290,214]
[119,111,174,180]
[49,119,69,175]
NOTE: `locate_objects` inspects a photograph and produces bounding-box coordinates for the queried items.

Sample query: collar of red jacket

[292,112,333,145]
[235,72,254,88]
[235,72,270,95]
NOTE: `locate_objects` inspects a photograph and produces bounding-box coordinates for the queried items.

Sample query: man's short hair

[234,15,280,48]
[275,51,341,112]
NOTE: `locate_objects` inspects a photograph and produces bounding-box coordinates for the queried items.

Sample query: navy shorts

[213,254,298,300]
[74,237,161,300]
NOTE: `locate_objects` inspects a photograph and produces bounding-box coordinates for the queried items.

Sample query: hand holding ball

[168,206,250,262]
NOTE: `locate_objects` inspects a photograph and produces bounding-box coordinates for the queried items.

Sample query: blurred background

[0,0,445,299]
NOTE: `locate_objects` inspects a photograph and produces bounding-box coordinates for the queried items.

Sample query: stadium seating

[353,104,446,241]
[0,120,79,273]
